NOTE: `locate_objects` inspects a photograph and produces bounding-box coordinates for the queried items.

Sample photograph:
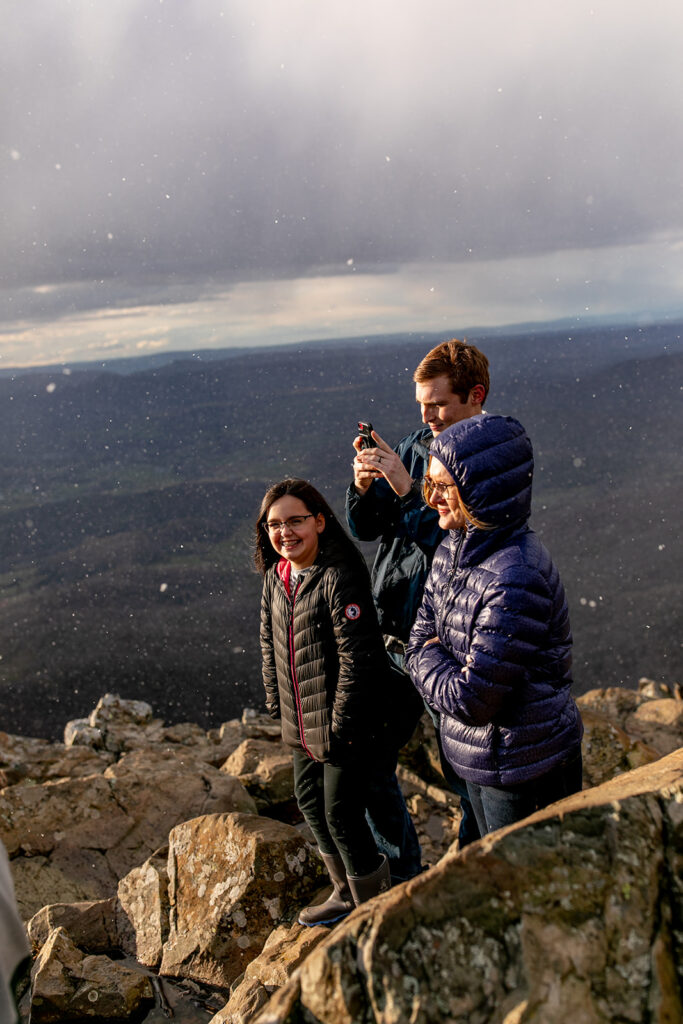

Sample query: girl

[256,478,391,925]
[406,415,583,836]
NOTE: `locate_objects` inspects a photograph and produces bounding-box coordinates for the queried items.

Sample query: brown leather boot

[347,853,391,906]
[298,851,355,927]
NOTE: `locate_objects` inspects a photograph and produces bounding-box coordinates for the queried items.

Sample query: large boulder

[1,748,256,919]
[160,812,327,989]
[254,748,683,1024]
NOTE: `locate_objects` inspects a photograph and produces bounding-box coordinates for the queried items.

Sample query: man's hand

[352,428,414,497]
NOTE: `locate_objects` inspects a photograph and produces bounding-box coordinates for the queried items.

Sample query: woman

[406,415,583,836]
[256,478,391,926]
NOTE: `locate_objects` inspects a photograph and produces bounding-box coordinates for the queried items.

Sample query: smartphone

[358,422,374,450]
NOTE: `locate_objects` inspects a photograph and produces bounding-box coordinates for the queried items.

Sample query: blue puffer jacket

[406,415,583,786]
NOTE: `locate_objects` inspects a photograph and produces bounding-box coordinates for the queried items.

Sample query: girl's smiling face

[265,495,325,569]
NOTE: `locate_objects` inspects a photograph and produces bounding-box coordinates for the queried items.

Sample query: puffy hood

[430,415,533,561]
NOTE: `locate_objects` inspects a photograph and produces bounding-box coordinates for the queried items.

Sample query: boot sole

[298,909,352,927]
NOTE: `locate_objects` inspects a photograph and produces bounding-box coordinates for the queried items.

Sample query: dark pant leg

[292,749,338,856]
[467,749,584,836]
[363,650,423,879]
[292,749,381,876]
[323,759,382,877]
[424,704,481,847]
[364,753,423,882]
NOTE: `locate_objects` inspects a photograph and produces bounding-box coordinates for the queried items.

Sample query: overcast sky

[3,0,683,367]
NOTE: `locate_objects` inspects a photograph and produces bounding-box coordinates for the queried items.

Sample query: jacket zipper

[286,578,317,760]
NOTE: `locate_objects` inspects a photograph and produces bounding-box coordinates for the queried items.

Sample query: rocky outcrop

[2,679,681,1022]
[255,748,683,1024]
[1,747,257,920]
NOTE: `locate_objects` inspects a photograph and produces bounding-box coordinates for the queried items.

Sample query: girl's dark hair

[254,478,365,575]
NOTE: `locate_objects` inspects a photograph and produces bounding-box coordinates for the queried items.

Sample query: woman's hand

[422,636,440,647]
[353,429,414,497]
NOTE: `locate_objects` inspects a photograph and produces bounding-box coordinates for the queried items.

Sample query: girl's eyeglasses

[423,476,458,498]
[263,514,314,535]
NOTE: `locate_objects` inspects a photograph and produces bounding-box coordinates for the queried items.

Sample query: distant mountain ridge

[1,322,681,738]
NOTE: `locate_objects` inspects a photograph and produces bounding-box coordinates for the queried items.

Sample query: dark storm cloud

[3,0,683,291]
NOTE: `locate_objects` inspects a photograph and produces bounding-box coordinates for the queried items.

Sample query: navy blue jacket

[345,428,444,642]
[406,415,583,786]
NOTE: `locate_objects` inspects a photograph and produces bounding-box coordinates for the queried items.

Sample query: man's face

[415,374,477,436]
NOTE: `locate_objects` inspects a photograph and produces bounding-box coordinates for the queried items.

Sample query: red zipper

[287,578,317,760]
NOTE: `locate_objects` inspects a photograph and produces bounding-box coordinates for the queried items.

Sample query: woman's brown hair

[254,478,366,575]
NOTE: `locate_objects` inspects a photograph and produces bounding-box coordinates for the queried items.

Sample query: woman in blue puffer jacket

[406,414,583,836]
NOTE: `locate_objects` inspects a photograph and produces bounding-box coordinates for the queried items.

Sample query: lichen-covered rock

[257,748,683,1024]
[1,748,256,919]
[160,812,327,989]
[64,695,258,767]
[116,849,169,967]
[30,926,153,1022]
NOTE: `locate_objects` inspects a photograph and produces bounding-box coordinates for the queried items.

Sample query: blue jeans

[466,749,583,836]
[365,760,423,883]
[424,704,481,848]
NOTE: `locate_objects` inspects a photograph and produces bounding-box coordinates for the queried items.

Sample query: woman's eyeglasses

[423,476,458,498]
[263,514,314,535]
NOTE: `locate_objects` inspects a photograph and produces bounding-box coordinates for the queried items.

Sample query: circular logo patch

[344,603,361,620]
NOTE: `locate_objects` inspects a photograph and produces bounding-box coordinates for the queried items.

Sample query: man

[346,339,490,869]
